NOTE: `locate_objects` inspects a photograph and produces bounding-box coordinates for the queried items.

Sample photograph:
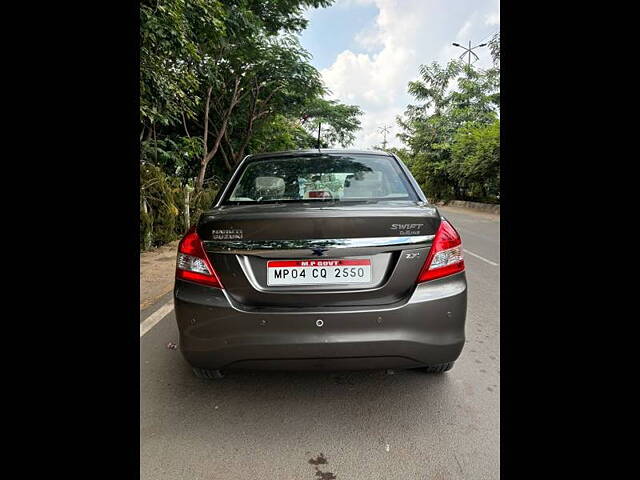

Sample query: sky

[299,0,500,149]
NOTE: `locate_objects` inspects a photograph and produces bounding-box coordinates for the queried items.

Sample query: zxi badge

[405,252,421,259]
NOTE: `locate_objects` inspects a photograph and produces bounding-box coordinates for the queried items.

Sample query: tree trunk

[196,159,208,190]
[219,142,233,172]
[197,78,242,189]
[234,124,253,164]
[197,118,230,189]
[184,187,191,231]
[232,85,279,166]
[153,123,158,162]
[197,87,214,190]
[142,198,152,250]
[181,111,191,138]
[234,85,259,165]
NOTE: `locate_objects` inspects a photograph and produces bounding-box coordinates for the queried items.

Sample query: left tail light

[176,227,222,288]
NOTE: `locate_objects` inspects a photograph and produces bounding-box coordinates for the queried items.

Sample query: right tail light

[416,220,465,283]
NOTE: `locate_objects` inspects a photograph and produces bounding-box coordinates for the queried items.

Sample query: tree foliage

[450,120,500,201]
[140,0,364,248]
[140,0,225,129]
[299,98,363,147]
[397,34,500,203]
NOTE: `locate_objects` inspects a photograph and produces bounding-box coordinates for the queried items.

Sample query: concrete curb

[439,200,500,215]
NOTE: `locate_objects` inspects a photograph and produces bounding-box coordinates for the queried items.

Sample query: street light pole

[377,125,391,150]
[452,40,487,66]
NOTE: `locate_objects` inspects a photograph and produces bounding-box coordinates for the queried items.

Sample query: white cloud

[315,0,499,149]
[354,27,384,51]
[456,20,473,41]
[335,0,377,7]
[485,12,500,26]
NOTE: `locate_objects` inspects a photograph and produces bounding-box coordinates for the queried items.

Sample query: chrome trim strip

[204,235,434,253]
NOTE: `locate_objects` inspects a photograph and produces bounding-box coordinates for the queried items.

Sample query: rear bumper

[174,272,467,371]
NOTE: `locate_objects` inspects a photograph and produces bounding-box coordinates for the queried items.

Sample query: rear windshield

[224,155,417,204]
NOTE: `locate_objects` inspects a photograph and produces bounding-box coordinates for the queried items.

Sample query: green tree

[213,35,327,172]
[141,1,339,186]
[140,0,368,248]
[450,120,500,202]
[140,0,225,134]
[299,98,363,147]
[249,114,316,152]
[397,38,500,202]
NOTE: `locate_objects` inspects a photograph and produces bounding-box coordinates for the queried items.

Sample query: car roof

[247,149,392,160]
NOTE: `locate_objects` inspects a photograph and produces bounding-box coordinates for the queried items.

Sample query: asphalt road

[140,206,500,480]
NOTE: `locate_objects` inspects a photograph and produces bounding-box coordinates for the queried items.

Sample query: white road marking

[140,300,174,338]
[464,249,499,266]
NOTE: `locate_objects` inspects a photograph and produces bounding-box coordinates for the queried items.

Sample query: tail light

[309,191,331,198]
[417,220,465,283]
[176,227,222,288]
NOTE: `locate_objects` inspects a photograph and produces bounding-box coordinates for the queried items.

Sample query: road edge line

[140,300,174,338]
[463,249,499,266]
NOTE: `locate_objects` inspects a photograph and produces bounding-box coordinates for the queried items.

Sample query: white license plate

[267,259,372,286]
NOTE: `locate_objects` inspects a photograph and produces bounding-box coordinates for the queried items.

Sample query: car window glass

[226,155,416,203]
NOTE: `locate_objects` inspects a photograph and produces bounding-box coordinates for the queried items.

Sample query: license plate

[267,259,372,286]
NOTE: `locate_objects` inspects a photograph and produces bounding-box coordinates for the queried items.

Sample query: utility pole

[377,125,391,150]
[452,40,487,66]
[317,122,322,150]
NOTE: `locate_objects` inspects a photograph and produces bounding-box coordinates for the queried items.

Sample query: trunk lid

[197,200,441,308]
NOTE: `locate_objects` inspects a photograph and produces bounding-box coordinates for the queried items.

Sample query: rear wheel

[192,367,224,379]
[420,362,455,374]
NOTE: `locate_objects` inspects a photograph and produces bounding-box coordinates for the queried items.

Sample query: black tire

[192,367,224,379]
[421,361,455,374]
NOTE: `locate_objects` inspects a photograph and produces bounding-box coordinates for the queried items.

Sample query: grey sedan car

[174,150,467,378]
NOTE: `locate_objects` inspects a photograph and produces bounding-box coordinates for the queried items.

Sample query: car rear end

[174,151,467,373]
